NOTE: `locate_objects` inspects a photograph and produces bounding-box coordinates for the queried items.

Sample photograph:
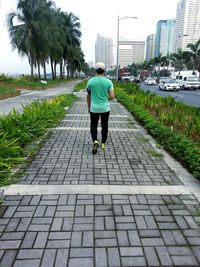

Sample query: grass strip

[0,94,76,186]
[115,85,200,178]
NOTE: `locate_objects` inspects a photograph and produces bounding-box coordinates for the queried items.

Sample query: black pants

[90,111,110,143]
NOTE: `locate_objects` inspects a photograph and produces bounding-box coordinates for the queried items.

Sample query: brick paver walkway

[1,90,200,267]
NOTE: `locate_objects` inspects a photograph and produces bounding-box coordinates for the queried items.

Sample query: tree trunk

[37,62,41,78]
[63,60,66,78]
[43,61,47,79]
[50,58,55,79]
[54,61,57,79]
[60,61,63,79]
[31,57,34,80]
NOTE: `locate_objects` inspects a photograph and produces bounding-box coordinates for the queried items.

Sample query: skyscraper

[155,20,175,57]
[118,40,145,66]
[95,34,114,68]
[145,34,156,61]
[174,0,200,52]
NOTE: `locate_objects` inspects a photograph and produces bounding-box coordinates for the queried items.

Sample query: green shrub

[0,73,15,82]
[115,86,200,178]
[0,94,76,185]
[74,80,87,92]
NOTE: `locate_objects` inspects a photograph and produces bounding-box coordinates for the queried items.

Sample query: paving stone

[5,218,20,231]
[121,256,147,266]
[51,218,63,231]
[187,237,200,245]
[117,231,129,246]
[172,256,199,266]
[34,232,48,248]
[55,249,69,267]
[17,249,43,259]
[82,231,94,247]
[1,95,200,266]
[68,258,93,267]
[46,240,70,248]
[13,259,41,267]
[141,238,164,246]
[95,238,118,247]
[1,232,24,240]
[0,250,18,267]
[193,247,200,262]
[17,217,32,231]
[120,247,143,256]
[0,240,21,249]
[70,248,93,258]
[156,246,173,266]
[144,247,160,266]
[21,232,37,248]
[108,247,121,267]
[95,248,107,267]
[161,230,176,245]
[71,232,82,247]
[0,250,4,260]
[40,249,56,267]
[19,98,183,186]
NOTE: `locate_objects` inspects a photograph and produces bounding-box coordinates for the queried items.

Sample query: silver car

[144,78,156,85]
[159,78,180,91]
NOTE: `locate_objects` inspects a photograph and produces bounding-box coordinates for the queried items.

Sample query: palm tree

[7,0,85,80]
[7,0,55,79]
[171,49,191,74]
[61,12,82,78]
[153,53,163,76]
[67,47,85,77]
[187,38,200,77]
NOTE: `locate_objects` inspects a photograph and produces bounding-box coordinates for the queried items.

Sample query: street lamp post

[116,15,138,81]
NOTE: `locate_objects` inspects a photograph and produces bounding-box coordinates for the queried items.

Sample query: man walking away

[87,62,115,154]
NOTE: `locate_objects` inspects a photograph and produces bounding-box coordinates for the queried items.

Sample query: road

[1,80,199,116]
[0,80,79,115]
[140,82,200,107]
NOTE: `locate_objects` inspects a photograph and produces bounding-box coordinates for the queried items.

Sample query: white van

[174,71,200,90]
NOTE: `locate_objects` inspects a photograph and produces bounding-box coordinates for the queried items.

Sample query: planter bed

[0,91,20,100]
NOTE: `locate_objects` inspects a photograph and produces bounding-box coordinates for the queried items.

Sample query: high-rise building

[145,34,156,61]
[155,20,175,57]
[118,40,145,66]
[95,34,114,68]
[87,61,94,68]
[174,0,200,52]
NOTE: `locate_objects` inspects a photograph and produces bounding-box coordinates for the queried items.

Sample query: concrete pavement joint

[65,114,129,118]
[2,184,200,199]
[62,120,132,123]
[55,127,139,132]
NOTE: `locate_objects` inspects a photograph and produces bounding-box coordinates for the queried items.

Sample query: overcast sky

[0,0,179,74]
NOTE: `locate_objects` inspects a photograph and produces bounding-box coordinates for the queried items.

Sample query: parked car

[159,78,180,91]
[121,75,131,82]
[176,76,200,90]
[134,77,141,84]
[144,78,156,85]
[159,77,168,83]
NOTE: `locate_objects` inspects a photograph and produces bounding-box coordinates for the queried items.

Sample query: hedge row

[115,86,200,179]
[0,94,76,185]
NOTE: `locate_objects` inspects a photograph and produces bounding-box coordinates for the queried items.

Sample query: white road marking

[172,94,183,98]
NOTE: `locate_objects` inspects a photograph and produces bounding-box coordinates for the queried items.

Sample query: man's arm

[86,85,91,112]
[108,89,115,100]
[87,94,91,112]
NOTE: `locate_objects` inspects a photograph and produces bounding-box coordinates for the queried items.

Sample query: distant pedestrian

[87,62,115,154]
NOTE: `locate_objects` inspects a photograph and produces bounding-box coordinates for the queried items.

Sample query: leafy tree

[7,0,55,78]
[187,38,200,77]
[7,0,85,79]
[170,49,190,74]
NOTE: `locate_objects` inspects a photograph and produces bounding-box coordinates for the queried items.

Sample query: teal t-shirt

[87,76,114,113]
